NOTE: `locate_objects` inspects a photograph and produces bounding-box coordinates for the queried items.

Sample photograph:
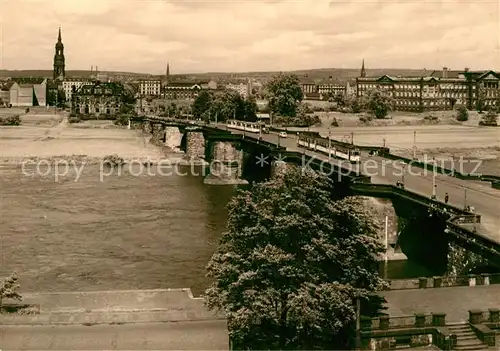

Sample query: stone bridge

[137,117,500,276]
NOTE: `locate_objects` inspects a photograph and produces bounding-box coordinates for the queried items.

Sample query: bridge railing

[270,150,357,180]
[388,273,500,290]
[444,221,500,258]
[379,152,500,189]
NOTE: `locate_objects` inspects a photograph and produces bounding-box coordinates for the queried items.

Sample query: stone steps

[448,323,489,351]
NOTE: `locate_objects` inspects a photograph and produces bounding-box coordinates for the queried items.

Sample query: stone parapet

[388,273,500,290]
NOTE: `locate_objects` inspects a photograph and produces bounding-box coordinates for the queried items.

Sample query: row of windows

[75,103,120,108]
[359,83,498,91]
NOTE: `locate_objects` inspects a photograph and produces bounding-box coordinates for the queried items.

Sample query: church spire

[53,27,65,81]
[360,59,366,78]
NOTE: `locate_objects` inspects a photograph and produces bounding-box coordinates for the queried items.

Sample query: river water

[0,164,235,296]
[0,163,435,296]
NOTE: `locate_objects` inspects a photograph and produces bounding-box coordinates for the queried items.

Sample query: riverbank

[0,289,221,326]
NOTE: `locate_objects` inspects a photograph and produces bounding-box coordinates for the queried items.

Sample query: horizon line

[1,66,491,77]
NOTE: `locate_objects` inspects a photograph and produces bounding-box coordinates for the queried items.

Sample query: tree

[205,167,386,350]
[364,89,393,119]
[476,88,485,113]
[455,105,469,121]
[265,73,304,117]
[345,96,363,113]
[122,88,137,105]
[0,272,22,310]
[480,108,498,126]
[243,95,258,122]
[334,93,346,107]
[192,90,214,119]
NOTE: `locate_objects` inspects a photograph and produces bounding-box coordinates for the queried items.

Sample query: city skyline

[0,0,499,74]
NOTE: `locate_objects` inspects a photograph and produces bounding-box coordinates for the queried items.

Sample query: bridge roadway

[211,124,500,243]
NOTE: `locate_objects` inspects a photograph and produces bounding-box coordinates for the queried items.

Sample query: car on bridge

[279,131,287,138]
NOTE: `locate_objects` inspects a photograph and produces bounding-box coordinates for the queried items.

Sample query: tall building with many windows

[139,79,162,97]
[356,67,500,111]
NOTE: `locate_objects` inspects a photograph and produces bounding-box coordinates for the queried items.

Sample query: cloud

[0,0,499,73]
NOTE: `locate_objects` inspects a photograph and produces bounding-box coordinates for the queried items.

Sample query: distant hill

[0,68,437,82]
[0,70,147,78]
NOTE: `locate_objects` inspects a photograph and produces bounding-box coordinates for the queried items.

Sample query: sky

[0,0,499,74]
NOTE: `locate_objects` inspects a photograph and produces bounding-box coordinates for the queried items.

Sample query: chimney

[442,67,448,78]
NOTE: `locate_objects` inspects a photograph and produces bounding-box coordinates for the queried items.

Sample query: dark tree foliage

[480,107,498,126]
[192,90,258,122]
[455,105,469,121]
[265,73,304,117]
[192,90,213,119]
[364,89,393,119]
[206,167,387,350]
[0,272,22,310]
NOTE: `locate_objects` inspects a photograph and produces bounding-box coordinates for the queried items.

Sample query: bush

[0,115,21,126]
[102,154,125,167]
[327,104,337,112]
[479,108,498,126]
[330,117,339,127]
[455,105,469,121]
[114,114,129,126]
[68,117,81,124]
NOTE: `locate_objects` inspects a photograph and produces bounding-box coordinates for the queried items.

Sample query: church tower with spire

[53,27,65,81]
[360,59,366,78]
[165,62,170,84]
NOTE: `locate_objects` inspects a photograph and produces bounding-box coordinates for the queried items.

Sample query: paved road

[0,320,228,350]
[221,126,500,242]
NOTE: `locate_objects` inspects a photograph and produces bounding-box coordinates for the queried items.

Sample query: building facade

[62,78,91,102]
[356,68,500,111]
[139,79,162,97]
[0,83,11,105]
[9,78,47,107]
[226,82,249,99]
[71,81,124,116]
[299,77,317,94]
[53,28,65,81]
[163,82,201,100]
[317,79,347,97]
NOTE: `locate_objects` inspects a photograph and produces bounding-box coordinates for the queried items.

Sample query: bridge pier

[164,126,182,151]
[151,123,165,145]
[185,130,207,163]
[204,141,248,185]
[143,121,152,134]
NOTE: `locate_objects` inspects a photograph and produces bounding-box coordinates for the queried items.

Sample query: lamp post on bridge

[464,188,467,210]
[401,163,406,187]
[413,130,417,160]
[328,127,332,162]
[431,168,437,200]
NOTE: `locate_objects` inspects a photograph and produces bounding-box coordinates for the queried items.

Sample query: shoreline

[0,154,194,166]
